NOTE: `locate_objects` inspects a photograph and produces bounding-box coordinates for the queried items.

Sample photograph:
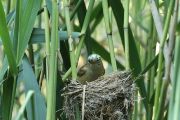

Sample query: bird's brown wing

[77,64,88,77]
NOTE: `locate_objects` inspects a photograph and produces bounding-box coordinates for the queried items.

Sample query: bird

[77,54,105,84]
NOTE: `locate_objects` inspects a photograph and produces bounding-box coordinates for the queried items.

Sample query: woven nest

[62,71,135,120]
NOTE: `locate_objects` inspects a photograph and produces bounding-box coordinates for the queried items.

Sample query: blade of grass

[15,90,34,120]
[29,28,80,44]
[6,10,15,25]
[90,2,103,32]
[140,55,158,75]
[16,0,41,65]
[18,56,46,120]
[6,0,11,14]
[45,0,52,15]
[44,5,50,91]
[0,57,8,84]
[0,2,18,119]
[13,0,20,54]
[0,0,17,75]
[2,72,17,120]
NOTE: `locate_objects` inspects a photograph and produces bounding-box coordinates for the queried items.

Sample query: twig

[82,85,86,120]
[61,89,83,96]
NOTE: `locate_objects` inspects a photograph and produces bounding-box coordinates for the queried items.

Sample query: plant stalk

[153,0,175,117]
[102,0,117,71]
[63,0,77,80]
[46,0,59,119]
[62,0,95,81]
[123,0,130,70]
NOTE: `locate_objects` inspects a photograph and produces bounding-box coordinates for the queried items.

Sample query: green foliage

[19,56,46,120]
[0,1,17,75]
[168,36,180,120]
[15,0,41,65]
[0,0,179,120]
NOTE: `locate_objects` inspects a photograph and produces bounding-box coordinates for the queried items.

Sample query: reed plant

[0,0,179,120]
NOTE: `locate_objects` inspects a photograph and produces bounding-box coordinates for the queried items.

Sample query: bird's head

[88,54,101,64]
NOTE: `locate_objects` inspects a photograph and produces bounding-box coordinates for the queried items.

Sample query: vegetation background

[0,0,180,120]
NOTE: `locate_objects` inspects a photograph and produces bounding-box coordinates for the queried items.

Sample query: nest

[62,71,135,120]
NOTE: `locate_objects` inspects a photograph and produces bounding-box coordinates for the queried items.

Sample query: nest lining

[62,71,135,120]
